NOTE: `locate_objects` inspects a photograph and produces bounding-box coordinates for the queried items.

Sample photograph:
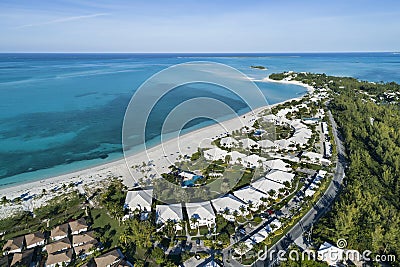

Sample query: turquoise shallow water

[0,53,399,187]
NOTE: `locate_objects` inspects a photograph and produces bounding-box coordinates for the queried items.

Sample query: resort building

[45,237,71,254]
[220,137,238,148]
[324,142,332,158]
[242,154,266,168]
[239,138,259,150]
[203,147,228,161]
[155,203,184,227]
[50,223,69,241]
[233,186,266,209]
[94,248,127,267]
[46,248,74,267]
[72,231,97,247]
[257,139,275,150]
[264,159,291,172]
[317,242,344,266]
[186,202,216,229]
[250,178,286,197]
[25,231,45,249]
[226,151,247,164]
[10,249,34,267]
[2,236,25,255]
[211,194,247,221]
[124,189,153,215]
[301,151,331,165]
[74,240,98,258]
[265,170,295,184]
[69,218,88,235]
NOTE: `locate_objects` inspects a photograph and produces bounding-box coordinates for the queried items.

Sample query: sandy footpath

[0,77,312,219]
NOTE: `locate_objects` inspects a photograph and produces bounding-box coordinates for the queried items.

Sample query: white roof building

[257,139,275,149]
[274,139,292,150]
[155,203,183,224]
[186,201,216,229]
[211,194,246,220]
[203,147,228,161]
[321,122,329,134]
[226,151,247,164]
[264,159,291,172]
[242,154,266,168]
[301,151,330,165]
[251,178,285,197]
[266,219,282,233]
[124,189,153,213]
[304,188,316,197]
[220,137,238,148]
[233,186,266,208]
[317,242,344,266]
[265,170,295,184]
[239,138,259,150]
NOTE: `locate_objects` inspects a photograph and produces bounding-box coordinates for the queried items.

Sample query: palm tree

[235,241,249,263]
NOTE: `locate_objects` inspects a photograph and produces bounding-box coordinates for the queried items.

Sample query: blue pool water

[182,175,204,187]
[0,53,399,187]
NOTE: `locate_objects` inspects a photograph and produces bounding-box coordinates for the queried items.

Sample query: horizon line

[0,51,398,54]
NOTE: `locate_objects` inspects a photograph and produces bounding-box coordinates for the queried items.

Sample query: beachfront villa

[264,159,291,172]
[203,147,227,161]
[265,170,295,185]
[2,236,24,255]
[211,194,247,221]
[220,137,239,148]
[50,223,69,241]
[233,186,266,209]
[10,249,34,267]
[69,218,88,235]
[155,203,184,229]
[73,234,98,258]
[45,237,71,254]
[257,139,275,150]
[301,151,331,165]
[124,189,153,219]
[226,151,247,164]
[25,231,45,249]
[46,248,74,267]
[317,242,344,266]
[239,138,259,150]
[242,154,266,168]
[93,248,128,267]
[250,178,285,197]
[186,201,216,229]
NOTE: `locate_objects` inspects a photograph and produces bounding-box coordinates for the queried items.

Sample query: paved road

[251,110,347,267]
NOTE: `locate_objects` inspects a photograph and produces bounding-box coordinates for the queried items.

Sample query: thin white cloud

[15,13,109,29]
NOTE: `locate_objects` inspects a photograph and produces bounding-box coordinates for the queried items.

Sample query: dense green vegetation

[250,65,267,70]
[271,72,400,266]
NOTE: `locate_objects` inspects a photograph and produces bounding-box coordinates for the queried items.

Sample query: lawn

[90,208,125,249]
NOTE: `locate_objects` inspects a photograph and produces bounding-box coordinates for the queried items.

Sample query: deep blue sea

[1,53,399,187]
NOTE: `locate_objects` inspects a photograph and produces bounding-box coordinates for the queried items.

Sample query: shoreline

[0,77,313,217]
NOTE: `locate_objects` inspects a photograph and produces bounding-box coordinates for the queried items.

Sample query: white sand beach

[0,77,312,219]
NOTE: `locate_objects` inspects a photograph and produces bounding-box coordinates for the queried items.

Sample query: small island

[250,65,267,70]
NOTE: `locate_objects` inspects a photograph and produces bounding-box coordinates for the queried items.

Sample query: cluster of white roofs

[234,219,283,254]
[304,170,327,197]
[124,160,295,229]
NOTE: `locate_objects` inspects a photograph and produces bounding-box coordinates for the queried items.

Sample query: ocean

[0,53,399,187]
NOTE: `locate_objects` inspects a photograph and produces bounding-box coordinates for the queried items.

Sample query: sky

[0,0,399,53]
